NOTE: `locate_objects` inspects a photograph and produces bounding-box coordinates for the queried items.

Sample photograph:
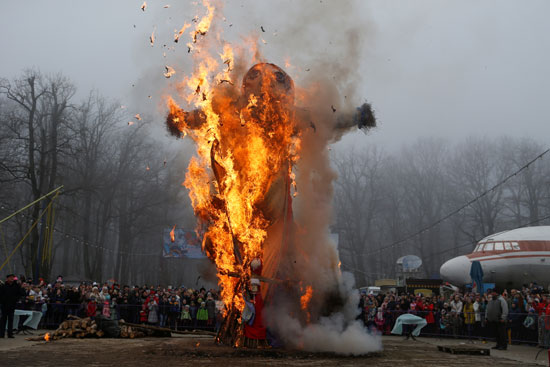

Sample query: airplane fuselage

[440,226,550,290]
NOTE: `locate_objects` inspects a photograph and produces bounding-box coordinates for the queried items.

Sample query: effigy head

[242,63,295,107]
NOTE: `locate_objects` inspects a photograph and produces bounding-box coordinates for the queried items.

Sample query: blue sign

[163,229,206,258]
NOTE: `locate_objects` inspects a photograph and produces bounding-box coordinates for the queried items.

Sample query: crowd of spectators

[5,275,224,332]
[359,283,550,347]
[4,274,550,349]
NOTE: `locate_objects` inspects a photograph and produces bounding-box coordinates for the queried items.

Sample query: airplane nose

[440,255,471,285]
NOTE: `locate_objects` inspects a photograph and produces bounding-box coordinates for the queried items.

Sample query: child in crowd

[196,301,209,328]
[180,305,192,330]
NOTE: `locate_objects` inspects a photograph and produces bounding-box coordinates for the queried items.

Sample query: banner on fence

[162,228,205,258]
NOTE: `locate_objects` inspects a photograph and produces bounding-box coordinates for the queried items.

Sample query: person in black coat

[0,274,25,338]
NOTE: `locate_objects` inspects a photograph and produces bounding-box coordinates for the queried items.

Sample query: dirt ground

[0,334,545,366]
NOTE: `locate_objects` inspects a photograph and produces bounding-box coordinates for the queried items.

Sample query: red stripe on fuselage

[475,254,550,262]
[467,240,550,259]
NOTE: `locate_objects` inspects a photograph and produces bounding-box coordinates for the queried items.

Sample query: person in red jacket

[535,295,547,316]
[86,298,97,319]
[535,295,548,347]
[425,301,435,334]
[416,296,424,313]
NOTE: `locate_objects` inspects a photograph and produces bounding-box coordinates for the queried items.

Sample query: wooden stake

[118,321,216,336]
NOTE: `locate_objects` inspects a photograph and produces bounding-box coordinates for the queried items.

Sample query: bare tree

[501,137,550,226]
[447,137,510,240]
[396,138,449,277]
[333,146,387,285]
[0,70,75,279]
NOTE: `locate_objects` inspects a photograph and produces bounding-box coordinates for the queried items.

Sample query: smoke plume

[251,1,380,355]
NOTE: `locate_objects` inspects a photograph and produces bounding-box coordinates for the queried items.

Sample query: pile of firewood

[119,324,146,339]
[26,316,216,342]
[54,317,104,339]
[26,316,104,341]
[35,316,148,340]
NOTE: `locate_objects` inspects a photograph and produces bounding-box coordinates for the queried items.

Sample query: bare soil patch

[0,335,541,366]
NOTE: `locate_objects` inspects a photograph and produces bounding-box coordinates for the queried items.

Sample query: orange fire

[44,333,51,341]
[170,225,176,243]
[174,24,191,43]
[300,286,313,310]
[300,286,313,324]
[165,0,301,314]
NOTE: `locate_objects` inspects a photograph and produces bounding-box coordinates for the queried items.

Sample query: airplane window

[494,242,504,251]
[484,243,494,251]
[512,242,520,250]
[504,242,512,250]
[477,244,484,252]
[473,244,479,252]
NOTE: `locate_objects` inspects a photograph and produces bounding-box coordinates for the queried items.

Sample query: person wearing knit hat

[180,304,192,329]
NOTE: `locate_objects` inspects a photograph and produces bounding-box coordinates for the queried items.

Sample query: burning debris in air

[164,66,176,78]
[174,24,191,43]
[150,28,156,46]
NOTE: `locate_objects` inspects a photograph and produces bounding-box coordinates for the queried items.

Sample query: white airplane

[440,226,550,289]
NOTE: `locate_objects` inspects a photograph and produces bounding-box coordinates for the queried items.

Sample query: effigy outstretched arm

[165,106,207,138]
[336,102,377,131]
[295,101,376,135]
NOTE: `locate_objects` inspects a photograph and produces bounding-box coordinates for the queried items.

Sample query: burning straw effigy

[162,1,380,355]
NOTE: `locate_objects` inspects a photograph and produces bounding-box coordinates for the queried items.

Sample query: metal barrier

[10,302,550,347]
[12,302,219,332]
[363,309,547,347]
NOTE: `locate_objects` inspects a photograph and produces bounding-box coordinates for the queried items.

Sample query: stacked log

[119,324,146,339]
[53,318,98,339]
[25,317,102,341]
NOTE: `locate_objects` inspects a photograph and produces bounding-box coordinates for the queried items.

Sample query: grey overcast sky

[1,0,549,149]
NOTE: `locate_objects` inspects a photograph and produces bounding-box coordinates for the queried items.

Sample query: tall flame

[166,0,300,312]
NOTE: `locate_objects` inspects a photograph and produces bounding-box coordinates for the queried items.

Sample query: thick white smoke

[268,272,382,355]
[260,63,380,353]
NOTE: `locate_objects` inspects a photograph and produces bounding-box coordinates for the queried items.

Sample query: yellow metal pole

[0,198,55,272]
[0,185,64,225]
